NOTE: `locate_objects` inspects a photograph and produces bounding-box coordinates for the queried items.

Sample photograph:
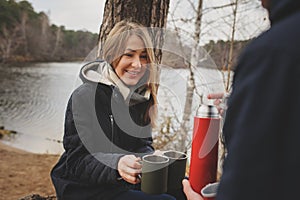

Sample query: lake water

[0,62,225,154]
[0,62,82,154]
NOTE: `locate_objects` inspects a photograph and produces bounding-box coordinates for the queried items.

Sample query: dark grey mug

[141,154,169,194]
[163,150,187,191]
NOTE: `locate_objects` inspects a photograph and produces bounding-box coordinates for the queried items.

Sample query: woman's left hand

[117,155,142,184]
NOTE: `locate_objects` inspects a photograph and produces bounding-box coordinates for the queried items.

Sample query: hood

[79,60,115,85]
[79,60,151,104]
[269,0,300,24]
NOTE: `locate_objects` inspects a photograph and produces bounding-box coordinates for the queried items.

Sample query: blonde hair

[102,20,159,126]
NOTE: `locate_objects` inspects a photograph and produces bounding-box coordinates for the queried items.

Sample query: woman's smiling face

[114,34,148,86]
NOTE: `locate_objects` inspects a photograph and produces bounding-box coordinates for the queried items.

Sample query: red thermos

[189,104,220,199]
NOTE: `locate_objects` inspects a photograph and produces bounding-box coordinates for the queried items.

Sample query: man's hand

[207,93,227,115]
[182,179,204,200]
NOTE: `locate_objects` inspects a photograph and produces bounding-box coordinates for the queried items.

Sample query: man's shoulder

[248,12,300,54]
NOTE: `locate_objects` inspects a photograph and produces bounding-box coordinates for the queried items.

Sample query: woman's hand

[117,155,142,184]
[182,179,204,200]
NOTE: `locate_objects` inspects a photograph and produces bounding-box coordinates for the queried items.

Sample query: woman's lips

[125,70,140,75]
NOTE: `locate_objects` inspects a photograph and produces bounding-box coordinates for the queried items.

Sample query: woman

[50,21,176,200]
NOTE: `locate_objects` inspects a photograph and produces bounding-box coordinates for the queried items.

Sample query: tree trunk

[178,0,203,152]
[217,0,239,181]
[98,0,170,61]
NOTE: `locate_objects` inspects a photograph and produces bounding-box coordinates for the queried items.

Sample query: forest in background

[0,0,250,66]
[0,0,98,62]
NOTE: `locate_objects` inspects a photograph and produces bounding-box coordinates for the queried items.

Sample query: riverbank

[0,142,60,200]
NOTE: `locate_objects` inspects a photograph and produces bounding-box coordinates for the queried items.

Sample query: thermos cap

[197,104,219,118]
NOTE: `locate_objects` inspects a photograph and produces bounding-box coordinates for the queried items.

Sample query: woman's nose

[132,56,142,68]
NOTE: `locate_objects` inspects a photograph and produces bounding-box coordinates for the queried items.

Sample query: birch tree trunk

[217,0,239,181]
[178,0,203,152]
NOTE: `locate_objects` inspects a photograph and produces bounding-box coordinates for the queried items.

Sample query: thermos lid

[198,104,219,118]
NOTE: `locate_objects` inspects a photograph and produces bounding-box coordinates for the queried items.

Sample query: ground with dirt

[0,142,60,200]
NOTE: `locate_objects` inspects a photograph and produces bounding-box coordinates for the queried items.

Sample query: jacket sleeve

[63,83,124,185]
[134,136,155,155]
